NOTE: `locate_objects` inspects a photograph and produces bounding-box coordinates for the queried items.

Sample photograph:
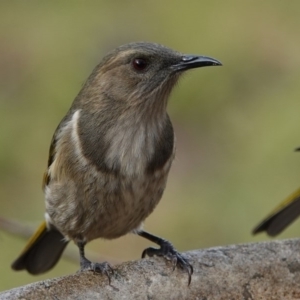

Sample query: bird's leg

[138,230,193,285]
[77,241,114,284]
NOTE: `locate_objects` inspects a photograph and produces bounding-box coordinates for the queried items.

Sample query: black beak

[172,55,222,72]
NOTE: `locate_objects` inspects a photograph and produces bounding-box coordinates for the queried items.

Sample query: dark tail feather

[11,221,69,274]
[253,196,300,236]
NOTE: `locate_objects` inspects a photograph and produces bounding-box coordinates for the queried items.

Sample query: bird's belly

[88,176,166,240]
[45,170,168,242]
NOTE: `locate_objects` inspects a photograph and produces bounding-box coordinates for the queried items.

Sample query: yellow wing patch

[19,221,47,256]
[268,187,300,217]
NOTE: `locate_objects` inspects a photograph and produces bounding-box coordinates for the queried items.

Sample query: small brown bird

[11,42,221,284]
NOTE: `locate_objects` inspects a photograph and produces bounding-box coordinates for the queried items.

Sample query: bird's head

[78,42,221,112]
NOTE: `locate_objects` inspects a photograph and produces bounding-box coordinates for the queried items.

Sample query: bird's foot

[141,240,193,285]
[80,256,114,284]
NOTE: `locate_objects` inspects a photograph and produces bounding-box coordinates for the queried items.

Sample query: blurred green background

[1,0,300,291]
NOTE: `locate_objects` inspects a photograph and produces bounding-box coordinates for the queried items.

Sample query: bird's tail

[253,188,300,236]
[11,221,69,274]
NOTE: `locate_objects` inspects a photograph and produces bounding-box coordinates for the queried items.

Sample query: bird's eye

[132,58,148,72]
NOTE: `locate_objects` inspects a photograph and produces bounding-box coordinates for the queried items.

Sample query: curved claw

[93,262,114,285]
[141,243,193,285]
[183,261,193,286]
[172,253,193,286]
[104,269,111,285]
[187,265,194,286]
[141,247,157,259]
[81,259,114,285]
[141,249,147,259]
[171,255,177,271]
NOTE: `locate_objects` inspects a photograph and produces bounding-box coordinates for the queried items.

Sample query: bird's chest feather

[78,108,175,176]
[46,109,174,241]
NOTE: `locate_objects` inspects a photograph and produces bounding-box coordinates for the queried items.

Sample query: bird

[253,148,300,236]
[11,42,222,284]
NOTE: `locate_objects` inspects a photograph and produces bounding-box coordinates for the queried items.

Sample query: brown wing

[42,135,57,190]
[42,111,74,190]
